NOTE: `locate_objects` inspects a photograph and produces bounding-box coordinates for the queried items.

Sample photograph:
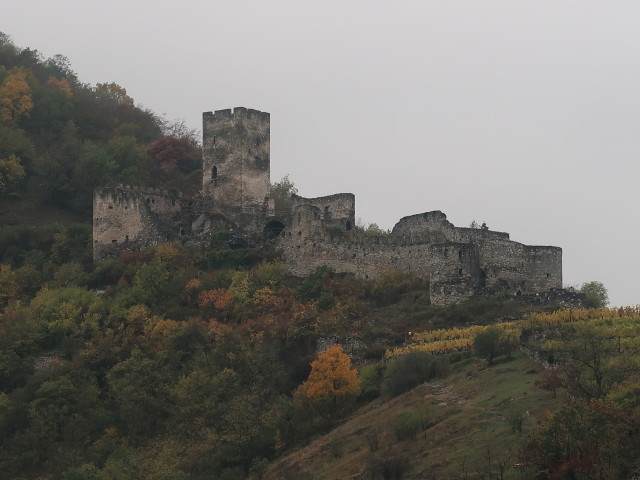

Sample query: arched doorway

[264,220,285,238]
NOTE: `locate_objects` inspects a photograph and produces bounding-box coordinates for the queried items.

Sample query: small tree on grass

[294,345,360,413]
[535,369,563,398]
[473,327,502,365]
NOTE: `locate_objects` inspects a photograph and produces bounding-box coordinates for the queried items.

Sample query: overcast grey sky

[4,1,640,305]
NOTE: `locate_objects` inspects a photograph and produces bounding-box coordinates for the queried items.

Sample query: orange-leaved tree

[294,345,360,411]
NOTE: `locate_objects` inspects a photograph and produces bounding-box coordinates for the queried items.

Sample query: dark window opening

[324,206,329,218]
[180,228,186,235]
[213,136,216,146]
[458,268,463,275]
[458,250,463,259]
[146,198,151,205]
[298,231,302,236]
[479,268,487,288]
[125,235,129,242]
[546,273,550,278]
[212,166,218,181]
[264,221,285,238]
[346,220,352,231]
[108,205,113,209]
[112,239,117,244]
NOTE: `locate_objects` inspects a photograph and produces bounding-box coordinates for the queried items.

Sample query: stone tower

[202,107,271,236]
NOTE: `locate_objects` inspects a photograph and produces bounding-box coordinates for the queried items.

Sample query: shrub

[358,364,380,401]
[368,452,409,480]
[394,412,421,441]
[381,351,446,398]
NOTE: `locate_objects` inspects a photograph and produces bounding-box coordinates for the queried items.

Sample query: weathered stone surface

[93,107,563,305]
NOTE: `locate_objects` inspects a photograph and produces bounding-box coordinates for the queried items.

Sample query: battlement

[96,185,182,199]
[203,107,270,123]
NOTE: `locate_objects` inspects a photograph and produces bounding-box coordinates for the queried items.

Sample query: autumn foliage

[294,345,360,407]
[0,67,33,125]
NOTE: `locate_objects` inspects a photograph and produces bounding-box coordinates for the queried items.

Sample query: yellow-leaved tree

[0,67,33,125]
[294,345,360,411]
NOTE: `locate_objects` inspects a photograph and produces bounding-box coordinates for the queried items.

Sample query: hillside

[259,352,565,479]
[0,32,200,232]
[1,35,639,480]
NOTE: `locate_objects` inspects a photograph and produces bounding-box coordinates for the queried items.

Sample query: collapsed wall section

[292,193,356,231]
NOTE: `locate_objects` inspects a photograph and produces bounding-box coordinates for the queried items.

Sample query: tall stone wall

[93,186,187,260]
[277,210,562,305]
[202,107,271,236]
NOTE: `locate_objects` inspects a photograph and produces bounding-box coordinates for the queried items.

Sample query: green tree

[473,327,502,365]
[580,281,609,308]
[270,175,297,215]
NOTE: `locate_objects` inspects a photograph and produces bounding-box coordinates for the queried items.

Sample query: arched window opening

[212,166,218,182]
[324,206,330,218]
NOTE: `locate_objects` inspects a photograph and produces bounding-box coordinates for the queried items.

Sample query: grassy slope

[260,352,564,479]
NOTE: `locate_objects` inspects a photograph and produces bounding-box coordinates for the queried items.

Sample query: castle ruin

[93,107,562,305]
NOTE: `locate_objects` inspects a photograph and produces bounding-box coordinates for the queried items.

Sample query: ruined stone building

[93,107,562,305]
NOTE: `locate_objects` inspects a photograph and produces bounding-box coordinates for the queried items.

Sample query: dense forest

[1,33,639,479]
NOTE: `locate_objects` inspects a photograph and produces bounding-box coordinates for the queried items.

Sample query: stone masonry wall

[292,193,356,231]
[93,186,186,260]
[202,107,270,236]
[277,210,562,305]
